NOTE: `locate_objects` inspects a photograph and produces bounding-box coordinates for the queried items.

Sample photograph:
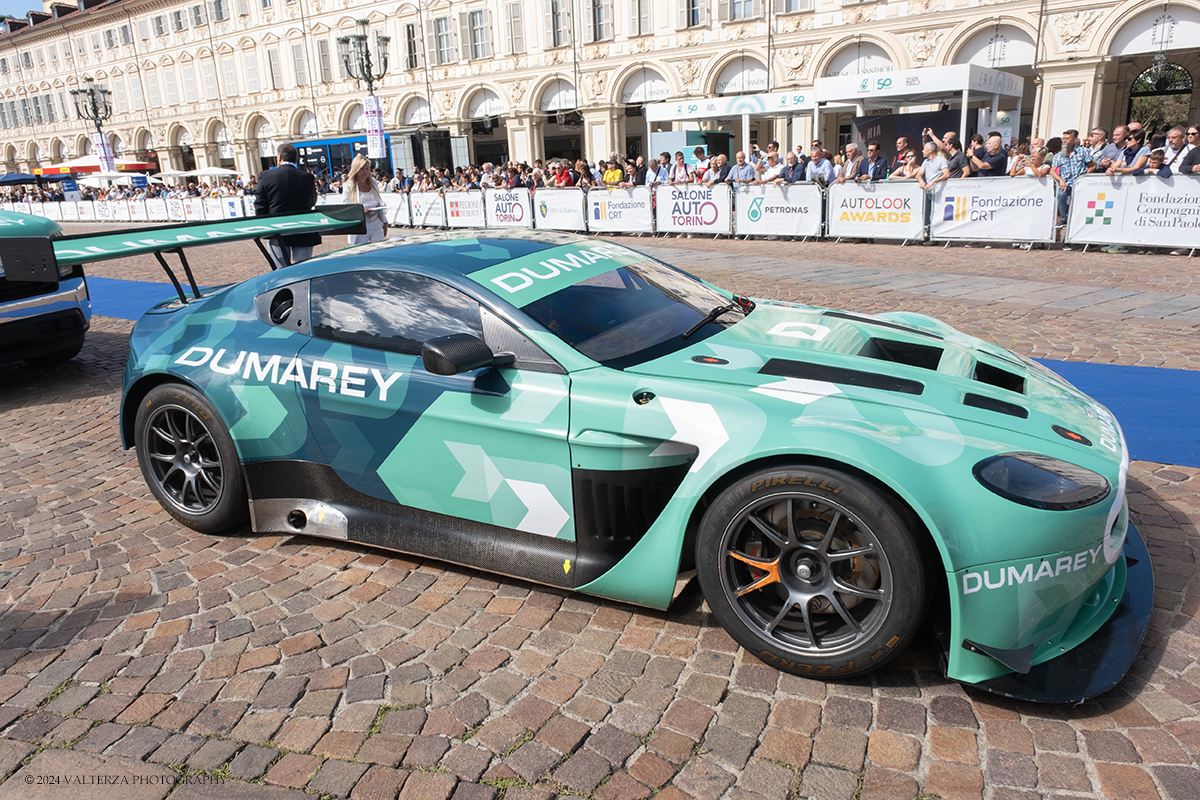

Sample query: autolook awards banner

[485,188,533,228]
[587,187,653,233]
[655,184,733,234]
[534,189,587,231]
[930,176,1055,242]
[1067,174,1200,249]
[826,181,925,241]
[734,184,823,237]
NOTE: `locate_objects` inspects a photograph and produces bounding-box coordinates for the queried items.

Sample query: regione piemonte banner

[655,184,733,235]
[734,184,823,237]
[446,192,487,228]
[930,177,1056,242]
[587,187,653,233]
[534,189,587,231]
[1067,174,1200,249]
[826,181,925,241]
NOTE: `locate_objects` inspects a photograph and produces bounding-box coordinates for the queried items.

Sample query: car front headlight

[973,453,1111,511]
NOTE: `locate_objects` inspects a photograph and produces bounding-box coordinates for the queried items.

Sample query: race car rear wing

[2,205,367,304]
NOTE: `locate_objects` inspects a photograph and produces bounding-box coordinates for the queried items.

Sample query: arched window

[1128,60,1193,133]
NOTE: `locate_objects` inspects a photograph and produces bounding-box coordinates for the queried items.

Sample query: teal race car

[116,228,1151,701]
[0,210,91,366]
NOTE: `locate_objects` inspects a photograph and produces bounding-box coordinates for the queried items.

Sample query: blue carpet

[87,278,1198,468]
[1039,360,1200,469]
[89,277,212,321]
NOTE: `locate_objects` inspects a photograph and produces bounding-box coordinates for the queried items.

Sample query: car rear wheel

[135,384,249,533]
[696,466,925,678]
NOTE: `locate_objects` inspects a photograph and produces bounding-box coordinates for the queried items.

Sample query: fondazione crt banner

[1067,175,1200,249]
[930,176,1056,242]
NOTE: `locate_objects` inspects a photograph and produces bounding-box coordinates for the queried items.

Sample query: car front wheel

[696,466,925,678]
[135,384,249,533]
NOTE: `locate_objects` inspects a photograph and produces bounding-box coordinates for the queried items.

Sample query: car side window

[310,270,483,356]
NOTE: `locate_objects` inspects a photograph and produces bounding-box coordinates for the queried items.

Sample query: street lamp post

[338,18,390,97]
[338,19,391,163]
[70,76,115,172]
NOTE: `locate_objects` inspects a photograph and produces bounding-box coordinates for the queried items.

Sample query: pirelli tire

[135,383,250,534]
[696,465,925,678]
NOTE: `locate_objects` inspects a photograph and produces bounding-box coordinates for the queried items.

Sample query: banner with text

[534,189,587,231]
[93,132,115,173]
[930,176,1056,242]
[184,198,206,221]
[734,184,824,237]
[1067,174,1200,249]
[655,184,733,235]
[383,194,411,226]
[411,192,447,227]
[42,202,63,221]
[364,95,386,159]
[146,199,169,221]
[826,181,925,241]
[587,187,653,233]
[485,188,533,228]
[447,192,487,228]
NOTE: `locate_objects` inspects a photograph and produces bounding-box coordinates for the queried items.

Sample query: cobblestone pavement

[0,227,1197,800]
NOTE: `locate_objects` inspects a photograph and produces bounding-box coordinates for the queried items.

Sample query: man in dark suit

[254,143,320,267]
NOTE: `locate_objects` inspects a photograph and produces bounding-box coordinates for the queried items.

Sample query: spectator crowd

[5,118,1196,252]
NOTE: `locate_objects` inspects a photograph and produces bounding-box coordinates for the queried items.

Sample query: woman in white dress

[341,155,388,244]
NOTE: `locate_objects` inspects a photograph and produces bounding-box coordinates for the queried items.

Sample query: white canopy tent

[814,63,1025,145]
[645,89,819,158]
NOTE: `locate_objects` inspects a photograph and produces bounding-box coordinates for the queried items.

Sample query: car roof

[300,229,595,278]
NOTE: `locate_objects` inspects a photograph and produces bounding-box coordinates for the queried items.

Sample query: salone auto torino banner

[1067,174,1200,249]
[534,189,588,231]
[734,184,824,237]
[446,191,487,228]
[655,184,734,235]
[410,191,448,227]
[826,181,925,241]
[929,176,1056,242]
[485,188,534,229]
[587,187,654,234]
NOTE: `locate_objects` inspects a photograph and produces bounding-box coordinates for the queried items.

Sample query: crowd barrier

[1067,174,1200,251]
[12,177,1199,249]
[931,176,1057,243]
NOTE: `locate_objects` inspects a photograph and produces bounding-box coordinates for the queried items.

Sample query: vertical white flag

[365,96,385,159]
[93,132,116,173]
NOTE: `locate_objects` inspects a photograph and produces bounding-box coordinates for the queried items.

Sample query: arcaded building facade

[0,0,1196,177]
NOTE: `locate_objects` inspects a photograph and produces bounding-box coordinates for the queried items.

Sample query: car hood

[626,300,1123,463]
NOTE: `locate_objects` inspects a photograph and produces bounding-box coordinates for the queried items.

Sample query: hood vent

[761,358,924,395]
[858,338,943,372]
[974,361,1026,395]
[824,310,944,340]
[964,393,1028,419]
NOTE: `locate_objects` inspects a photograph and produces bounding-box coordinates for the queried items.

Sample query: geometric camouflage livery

[120,229,1150,700]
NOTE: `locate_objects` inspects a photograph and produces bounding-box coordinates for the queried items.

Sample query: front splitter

[967,522,1153,703]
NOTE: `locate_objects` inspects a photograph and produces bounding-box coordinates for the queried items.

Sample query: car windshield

[522,259,745,369]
